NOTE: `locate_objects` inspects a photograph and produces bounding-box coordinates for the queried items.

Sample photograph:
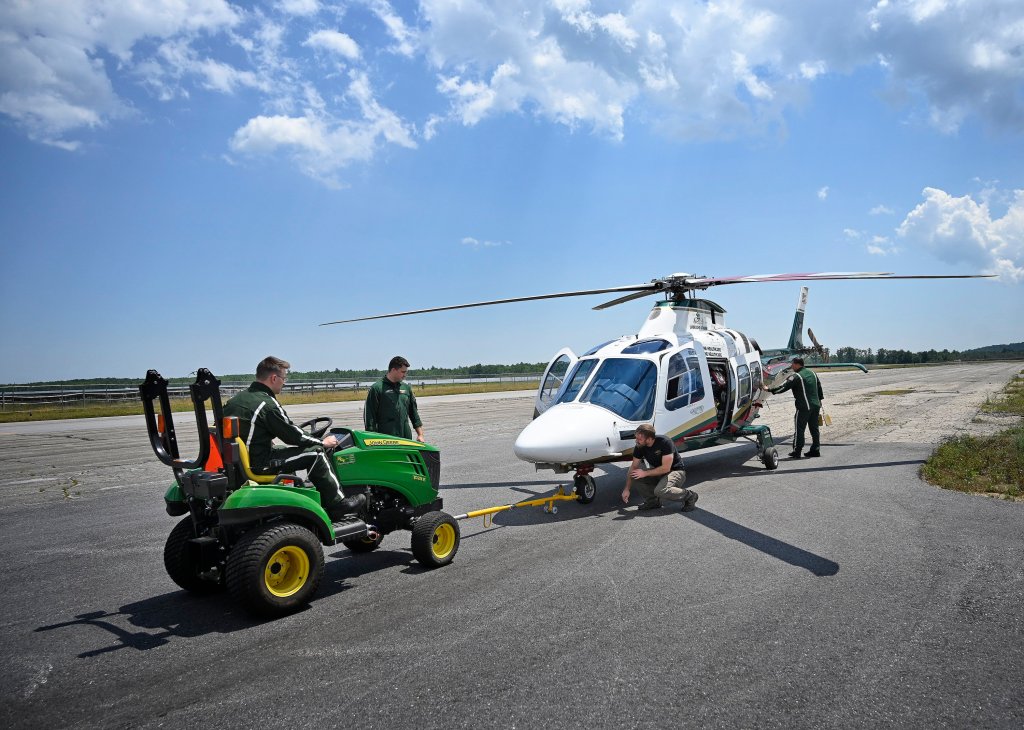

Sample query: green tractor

[140,368,460,617]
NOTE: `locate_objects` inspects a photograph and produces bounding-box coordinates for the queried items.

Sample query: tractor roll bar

[139,368,225,475]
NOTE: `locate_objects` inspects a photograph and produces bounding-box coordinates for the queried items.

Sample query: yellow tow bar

[453,486,580,527]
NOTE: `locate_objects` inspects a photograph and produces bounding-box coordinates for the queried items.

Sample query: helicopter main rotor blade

[320,283,657,325]
[592,288,663,310]
[685,272,995,288]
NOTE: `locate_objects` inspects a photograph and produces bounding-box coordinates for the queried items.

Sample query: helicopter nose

[514,403,623,463]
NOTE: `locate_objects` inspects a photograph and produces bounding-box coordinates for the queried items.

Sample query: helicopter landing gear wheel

[574,473,597,503]
[762,447,779,470]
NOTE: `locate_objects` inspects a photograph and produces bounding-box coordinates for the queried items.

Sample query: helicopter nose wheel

[762,447,779,470]
[574,473,597,503]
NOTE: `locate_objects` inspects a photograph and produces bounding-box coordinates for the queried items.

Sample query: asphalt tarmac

[1,363,1022,729]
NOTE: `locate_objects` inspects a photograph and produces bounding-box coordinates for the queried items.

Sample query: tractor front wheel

[763,447,780,470]
[164,517,223,594]
[225,523,324,617]
[411,512,460,569]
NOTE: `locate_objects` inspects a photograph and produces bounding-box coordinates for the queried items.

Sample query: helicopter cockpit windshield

[579,358,657,421]
[556,358,598,405]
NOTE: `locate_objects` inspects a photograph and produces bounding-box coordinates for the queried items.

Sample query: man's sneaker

[787,451,802,459]
[681,491,699,512]
[805,450,821,458]
[637,499,661,511]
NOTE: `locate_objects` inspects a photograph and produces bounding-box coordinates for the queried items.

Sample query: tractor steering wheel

[298,416,333,440]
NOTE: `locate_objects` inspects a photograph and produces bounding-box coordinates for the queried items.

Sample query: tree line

[9,344,1023,386]
[833,342,1024,365]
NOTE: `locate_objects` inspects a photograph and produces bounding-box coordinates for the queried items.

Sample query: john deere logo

[364,438,421,448]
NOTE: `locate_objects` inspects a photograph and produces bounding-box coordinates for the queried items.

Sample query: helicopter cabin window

[737,364,751,407]
[556,359,598,405]
[665,349,706,411]
[581,358,657,421]
[583,340,614,356]
[621,339,671,355]
[539,354,572,407]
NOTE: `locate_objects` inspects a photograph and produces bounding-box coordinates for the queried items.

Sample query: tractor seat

[233,438,279,485]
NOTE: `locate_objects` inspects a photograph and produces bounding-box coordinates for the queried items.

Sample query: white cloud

[818,186,830,200]
[367,0,418,57]
[866,235,899,255]
[229,71,416,186]
[280,0,319,16]
[420,0,1024,140]
[870,204,895,215]
[0,0,239,146]
[4,0,1024,180]
[461,236,508,248]
[304,30,361,60]
[896,187,1024,281]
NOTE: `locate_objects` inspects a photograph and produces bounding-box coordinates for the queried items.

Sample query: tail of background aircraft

[786,287,809,350]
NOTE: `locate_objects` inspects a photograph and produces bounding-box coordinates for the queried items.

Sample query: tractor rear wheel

[164,517,223,594]
[225,523,324,617]
[411,512,460,569]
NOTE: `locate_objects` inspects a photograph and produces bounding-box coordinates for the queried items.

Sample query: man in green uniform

[769,357,824,459]
[225,356,360,520]
[364,356,424,441]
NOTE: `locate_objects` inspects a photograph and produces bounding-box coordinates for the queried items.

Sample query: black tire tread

[225,522,324,617]
[164,517,222,594]
[410,511,460,569]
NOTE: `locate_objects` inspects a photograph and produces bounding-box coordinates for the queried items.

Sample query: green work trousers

[794,407,821,454]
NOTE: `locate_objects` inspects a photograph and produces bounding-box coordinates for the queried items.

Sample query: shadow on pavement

[770,458,925,476]
[34,549,422,658]
[682,509,840,577]
[34,592,253,658]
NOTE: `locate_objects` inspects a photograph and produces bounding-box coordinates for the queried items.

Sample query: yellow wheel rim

[431,522,456,559]
[264,545,310,597]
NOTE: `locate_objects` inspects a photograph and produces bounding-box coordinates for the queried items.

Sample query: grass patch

[872,389,915,396]
[980,371,1024,415]
[921,426,1024,499]
[0,380,539,424]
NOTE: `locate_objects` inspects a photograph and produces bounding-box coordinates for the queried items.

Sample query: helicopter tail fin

[786,286,808,350]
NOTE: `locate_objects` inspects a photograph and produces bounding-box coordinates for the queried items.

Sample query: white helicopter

[323,271,990,501]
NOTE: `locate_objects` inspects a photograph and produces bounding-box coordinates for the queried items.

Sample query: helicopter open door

[655,344,715,438]
[534,347,577,418]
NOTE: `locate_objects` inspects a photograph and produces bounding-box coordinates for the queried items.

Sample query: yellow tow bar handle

[454,486,579,525]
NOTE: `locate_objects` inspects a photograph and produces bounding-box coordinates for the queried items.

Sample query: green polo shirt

[364,377,422,438]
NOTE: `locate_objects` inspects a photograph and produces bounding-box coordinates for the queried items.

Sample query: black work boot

[681,490,699,512]
[328,493,366,521]
[787,451,802,459]
[805,449,821,458]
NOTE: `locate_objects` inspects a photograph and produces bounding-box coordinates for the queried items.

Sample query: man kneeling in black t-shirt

[621,423,698,512]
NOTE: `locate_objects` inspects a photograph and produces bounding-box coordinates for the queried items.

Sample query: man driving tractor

[224,356,362,520]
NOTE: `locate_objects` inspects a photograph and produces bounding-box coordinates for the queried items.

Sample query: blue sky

[1,0,1023,383]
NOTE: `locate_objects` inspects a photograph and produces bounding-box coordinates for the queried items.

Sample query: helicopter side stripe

[663,411,718,441]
